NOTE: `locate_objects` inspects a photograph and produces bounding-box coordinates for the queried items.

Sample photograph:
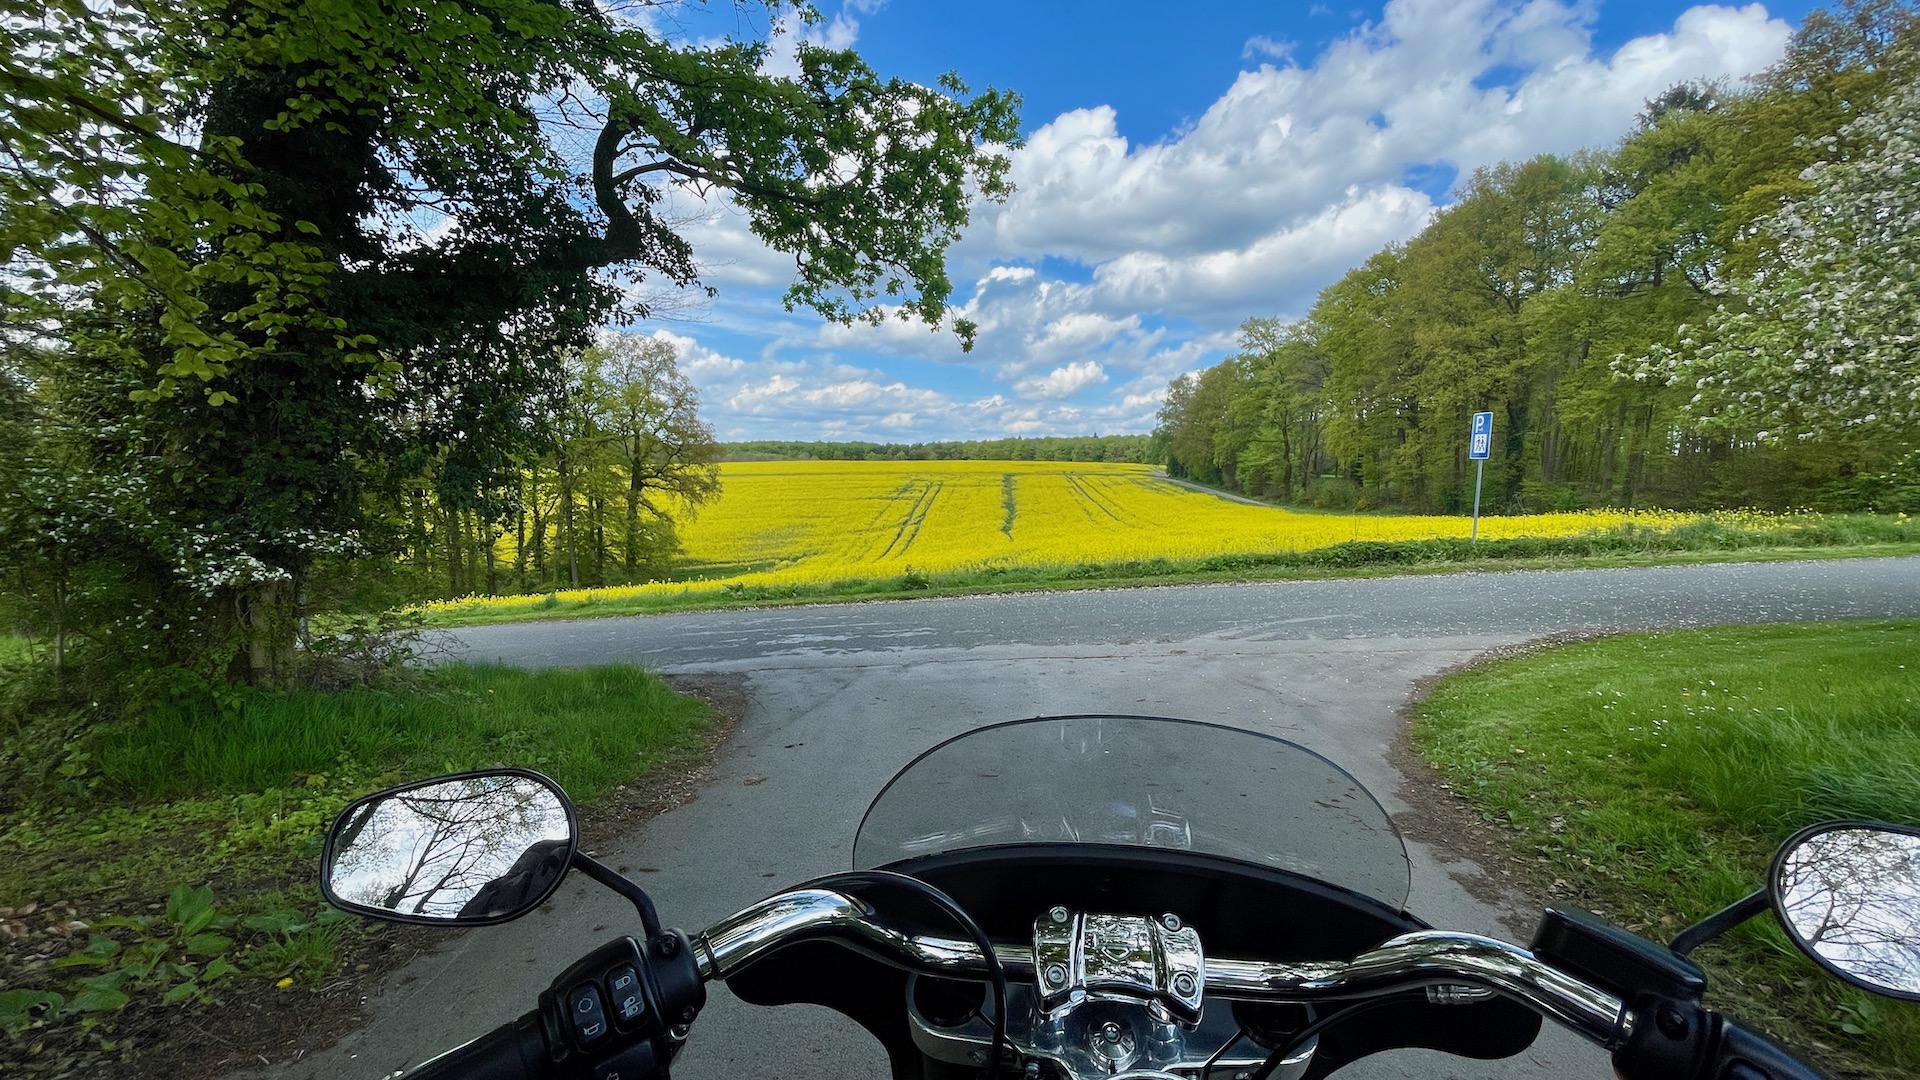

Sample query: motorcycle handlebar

[691,889,1835,1079]
[1713,1020,1828,1080]
[401,1009,546,1080]
[391,888,1830,1080]
[691,888,1632,1047]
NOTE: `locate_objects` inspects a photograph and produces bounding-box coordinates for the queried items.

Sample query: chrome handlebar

[690,888,1633,1051]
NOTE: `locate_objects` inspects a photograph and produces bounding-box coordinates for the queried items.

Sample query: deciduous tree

[2,0,1019,685]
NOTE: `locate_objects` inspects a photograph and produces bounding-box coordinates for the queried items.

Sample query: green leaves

[5,0,1017,690]
[165,883,217,938]
[9,883,266,1030]
[0,989,67,1030]
[50,936,122,968]
[1635,77,1920,449]
[3,0,342,403]
[63,986,129,1014]
[185,933,233,956]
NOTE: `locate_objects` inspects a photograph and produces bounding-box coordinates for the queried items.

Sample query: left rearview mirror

[1772,821,1920,1001]
[321,769,578,926]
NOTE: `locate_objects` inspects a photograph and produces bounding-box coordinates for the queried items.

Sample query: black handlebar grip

[1713,1020,1828,1080]
[404,1010,549,1080]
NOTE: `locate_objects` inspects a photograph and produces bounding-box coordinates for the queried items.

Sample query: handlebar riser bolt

[1049,906,1070,924]
[1172,972,1196,996]
[1159,913,1181,932]
[1044,963,1068,987]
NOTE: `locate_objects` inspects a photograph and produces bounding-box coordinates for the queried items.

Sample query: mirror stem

[573,852,663,940]
[1671,889,1768,957]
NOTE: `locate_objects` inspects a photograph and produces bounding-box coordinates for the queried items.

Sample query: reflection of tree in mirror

[1778,829,1920,995]
[328,777,570,919]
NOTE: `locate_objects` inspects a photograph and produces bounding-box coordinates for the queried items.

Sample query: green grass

[3,664,710,910]
[0,663,711,1062]
[1411,621,1920,1078]
[421,513,1920,627]
[88,663,707,805]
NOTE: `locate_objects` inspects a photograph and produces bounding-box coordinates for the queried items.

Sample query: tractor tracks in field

[878,479,943,559]
[1066,472,1137,527]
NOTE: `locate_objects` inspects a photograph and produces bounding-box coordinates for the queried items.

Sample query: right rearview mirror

[1771,821,1920,1001]
[321,769,578,926]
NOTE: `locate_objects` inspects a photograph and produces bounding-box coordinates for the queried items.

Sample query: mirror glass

[323,772,575,924]
[1774,825,1920,999]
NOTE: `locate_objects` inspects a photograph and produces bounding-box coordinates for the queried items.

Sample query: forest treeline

[1155,3,1920,515]
[721,435,1160,463]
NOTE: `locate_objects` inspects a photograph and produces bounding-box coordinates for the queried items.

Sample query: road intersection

[240,557,1920,1080]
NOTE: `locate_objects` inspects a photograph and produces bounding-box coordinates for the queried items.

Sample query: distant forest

[722,435,1162,463]
[1154,3,1920,515]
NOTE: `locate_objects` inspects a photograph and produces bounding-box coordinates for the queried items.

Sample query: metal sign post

[1469,411,1492,542]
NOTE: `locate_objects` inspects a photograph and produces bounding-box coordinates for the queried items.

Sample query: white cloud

[1243,35,1296,62]
[644,328,747,378]
[630,1,1796,441]
[1015,360,1108,399]
[1088,184,1436,318]
[974,0,1789,270]
[761,5,865,79]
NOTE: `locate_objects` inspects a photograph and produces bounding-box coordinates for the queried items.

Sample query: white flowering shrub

[1627,77,1920,445]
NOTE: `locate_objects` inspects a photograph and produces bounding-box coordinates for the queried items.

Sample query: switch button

[608,965,645,1027]
[568,982,609,1046]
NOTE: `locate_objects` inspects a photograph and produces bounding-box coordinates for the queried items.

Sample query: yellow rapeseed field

[431,460,1702,616]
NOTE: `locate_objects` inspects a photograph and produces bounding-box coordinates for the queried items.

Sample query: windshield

[853,715,1410,907]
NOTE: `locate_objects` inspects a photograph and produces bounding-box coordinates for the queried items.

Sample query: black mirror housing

[1770,820,1920,1002]
[321,768,579,927]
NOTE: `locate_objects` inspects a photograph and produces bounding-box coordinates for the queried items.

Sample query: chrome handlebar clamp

[1033,908,1205,1027]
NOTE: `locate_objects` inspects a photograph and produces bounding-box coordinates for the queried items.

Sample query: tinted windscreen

[853,715,1410,907]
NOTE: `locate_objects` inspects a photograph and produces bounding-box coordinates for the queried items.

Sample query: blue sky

[631,1,1816,442]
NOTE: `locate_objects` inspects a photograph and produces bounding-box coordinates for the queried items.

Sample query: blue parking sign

[1469,411,1492,460]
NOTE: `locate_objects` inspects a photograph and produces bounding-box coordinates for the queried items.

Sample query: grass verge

[0,663,712,1076]
[417,514,1920,627]
[1410,621,1920,1079]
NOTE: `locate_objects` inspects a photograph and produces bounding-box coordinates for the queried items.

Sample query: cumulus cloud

[635,1,1796,441]
[1088,184,1436,319]
[974,0,1789,268]
[1015,360,1108,399]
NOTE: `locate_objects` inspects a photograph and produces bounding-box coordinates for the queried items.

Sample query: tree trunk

[625,482,640,578]
[529,461,547,584]
[558,448,580,588]
[410,486,430,573]
[484,522,498,595]
[444,505,462,597]
[50,573,67,683]
[463,510,481,595]
[513,490,528,589]
[589,495,605,586]
[241,578,299,686]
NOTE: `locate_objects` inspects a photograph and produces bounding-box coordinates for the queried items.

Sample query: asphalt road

[237,557,1920,1080]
